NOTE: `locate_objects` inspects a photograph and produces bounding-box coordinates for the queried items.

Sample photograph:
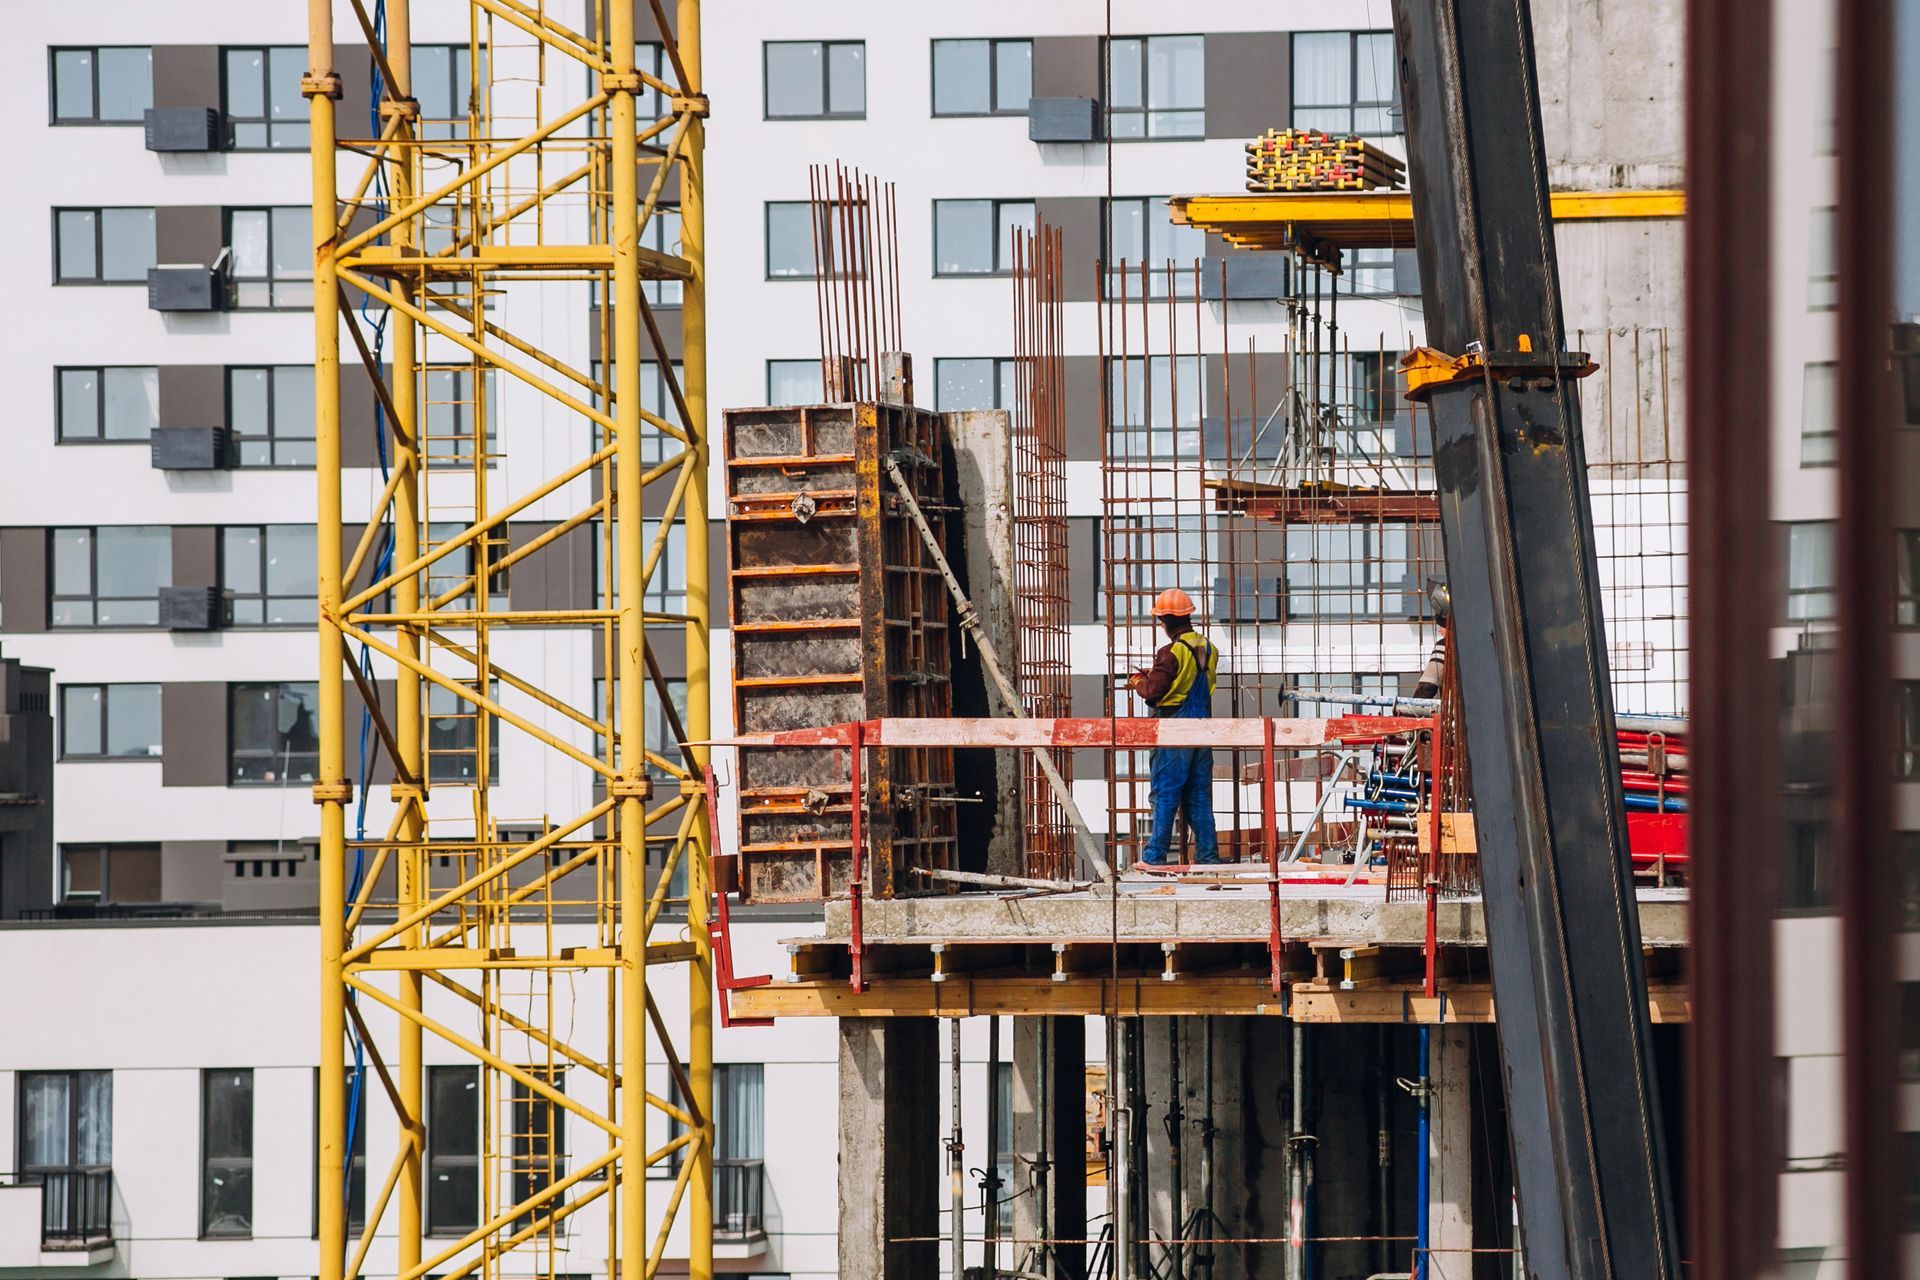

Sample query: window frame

[59,683,162,761]
[227,681,322,786]
[930,38,1034,118]
[48,526,172,629]
[426,1064,481,1237]
[199,1068,254,1240]
[767,358,823,404]
[763,200,844,282]
[1105,34,1206,141]
[49,47,152,125]
[311,1068,368,1237]
[932,198,1037,278]
[427,677,502,785]
[1800,360,1838,467]
[16,1070,112,1176]
[220,46,309,150]
[1102,196,1208,298]
[1900,681,1920,780]
[225,206,314,310]
[762,39,867,121]
[227,365,317,469]
[1289,30,1401,138]
[421,366,499,468]
[933,357,1018,412]
[52,207,155,285]
[1899,529,1920,627]
[55,365,159,444]
[1785,520,1838,623]
[221,524,320,628]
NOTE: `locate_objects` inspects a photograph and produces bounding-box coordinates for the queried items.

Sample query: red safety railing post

[848,719,867,993]
[1263,716,1282,994]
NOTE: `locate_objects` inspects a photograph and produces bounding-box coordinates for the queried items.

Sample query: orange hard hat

[1151,587,1196,618]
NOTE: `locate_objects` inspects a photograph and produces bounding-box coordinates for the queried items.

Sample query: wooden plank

[705,714,1434,751]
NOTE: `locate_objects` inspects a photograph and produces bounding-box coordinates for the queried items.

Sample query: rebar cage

[309,2,715,1278]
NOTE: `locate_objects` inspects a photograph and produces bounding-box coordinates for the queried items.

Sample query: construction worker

[1127,587,1221,866]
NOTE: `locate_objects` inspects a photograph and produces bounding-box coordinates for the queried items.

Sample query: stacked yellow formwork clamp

[306,1,713,1277]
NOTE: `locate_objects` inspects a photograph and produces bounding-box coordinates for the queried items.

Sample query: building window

[1104,515,1210,623]
[51,47,151,124]
[413,44,483,141]
[229,682,321,785]
[312,1069,368,1235]
[934,358,1017,412]
[992,1061,1014,1232]
[1292,31,1399,136]
[1345,247,1402,296]
[1285,524,1425,621]
[424,367,498,466]
[1899,531,1920,626]
[933,199,1036,277]
[54,207,155,284]
[593,519,685,613]
[1801,361,1836,466]
[1106,35,1204,139]
[60,684,161,760]
[667,1064,763,1236]
[766,201,831,280]
[200,1069,253,1238]
[1782,821,1834,910]
[644,207,683,305]
[427,1065,480,1235]
[229,366,317,467]
[222,525,319,626]
[428,679,501,784]
[931,39,1032,117]
[510,1068,567,1226]
[1903,833,1920,929]
[588,359,684,465]
[57,367,158,443]
[50,526,171,628]
[1105,197,1208,298]
[1808,207,1837,311]
[59,844,161,904]
[1107,355,1204,460]
[228,207,313,309]
[767,359,822,404]
[1785,522,1836,623]
[17,1071,112,1194]
[591,676,688,783]
[764,40,865,120]
[223,47,308,149]
[1900,682,1920,780]
[1906,1132,1920,1233]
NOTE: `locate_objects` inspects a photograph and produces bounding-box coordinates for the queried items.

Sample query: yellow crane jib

[1398,336,1599,403]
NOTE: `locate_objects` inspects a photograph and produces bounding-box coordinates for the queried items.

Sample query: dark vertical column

[1013,1016,1088,1280]
[1389,3,1680,1276]
[838,1019,938,1280]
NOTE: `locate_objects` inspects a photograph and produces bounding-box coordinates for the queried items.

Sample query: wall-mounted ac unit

[1028,97,1101,143]
[150,426,231,471]
[159,587,229,632]
[143,107,221,152]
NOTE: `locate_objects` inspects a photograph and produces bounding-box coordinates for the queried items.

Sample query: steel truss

[307,2,712,1277]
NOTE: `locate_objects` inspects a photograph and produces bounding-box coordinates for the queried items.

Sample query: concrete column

[1013,1016,1089,1279]
[839,1019,939,1280]
[1427,1026,1475,1280]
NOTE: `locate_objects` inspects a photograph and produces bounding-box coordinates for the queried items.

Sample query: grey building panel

[160,840,225,904]
[1034,197,1102,303]
[171,526,218,588]
[505,521,595,612]
[1032,36,1100,100]
[1061,355,1102,461]
[1204,32,1291,140]
[158,365,225,428]
[0,529,48,634]
[340,365,385,470]
[161,682,229,787]
[150,46,220,110]
[1068,515,1099,624]
[154,205,222,267]
[0,659,55,918]
[337,54,372,132]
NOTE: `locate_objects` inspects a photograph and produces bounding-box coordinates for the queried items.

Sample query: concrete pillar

[1428,1026,1475,1280]
[839,1019,939,1280]
[1013,1016,1089,1279]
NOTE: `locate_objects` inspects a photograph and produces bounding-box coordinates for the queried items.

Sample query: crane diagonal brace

[1390,2,1682,1277]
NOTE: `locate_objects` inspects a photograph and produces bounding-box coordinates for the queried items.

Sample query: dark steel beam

[1389,3,1681,1275]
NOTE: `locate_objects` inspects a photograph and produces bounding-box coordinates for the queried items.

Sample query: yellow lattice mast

[306,1,712,1276]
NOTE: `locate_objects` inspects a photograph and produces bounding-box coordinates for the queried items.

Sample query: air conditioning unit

[149,247,234,313]
[150,426,232,471]
[1028,97,1102,143]
[159,587,229,632]
[143,107,221,152]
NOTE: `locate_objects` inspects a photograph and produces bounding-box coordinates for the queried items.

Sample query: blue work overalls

[1142,632,1219,865]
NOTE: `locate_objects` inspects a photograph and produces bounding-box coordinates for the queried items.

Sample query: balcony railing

[16,1168,112,1247]
[714,1158,764,1239]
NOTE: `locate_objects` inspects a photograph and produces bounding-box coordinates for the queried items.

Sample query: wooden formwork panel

[723,403,958,902]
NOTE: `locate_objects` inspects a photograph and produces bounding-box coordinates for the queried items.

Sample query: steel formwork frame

[307,2,712,1277]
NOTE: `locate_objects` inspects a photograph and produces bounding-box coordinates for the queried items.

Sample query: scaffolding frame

[308,2,713,1277]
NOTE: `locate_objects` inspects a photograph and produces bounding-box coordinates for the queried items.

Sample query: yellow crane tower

[304,1,712,1276]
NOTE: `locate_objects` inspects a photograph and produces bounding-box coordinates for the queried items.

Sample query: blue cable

[341,0,393,1232]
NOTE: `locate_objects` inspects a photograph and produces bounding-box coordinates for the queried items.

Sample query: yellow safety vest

[1156,631,1219,712]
